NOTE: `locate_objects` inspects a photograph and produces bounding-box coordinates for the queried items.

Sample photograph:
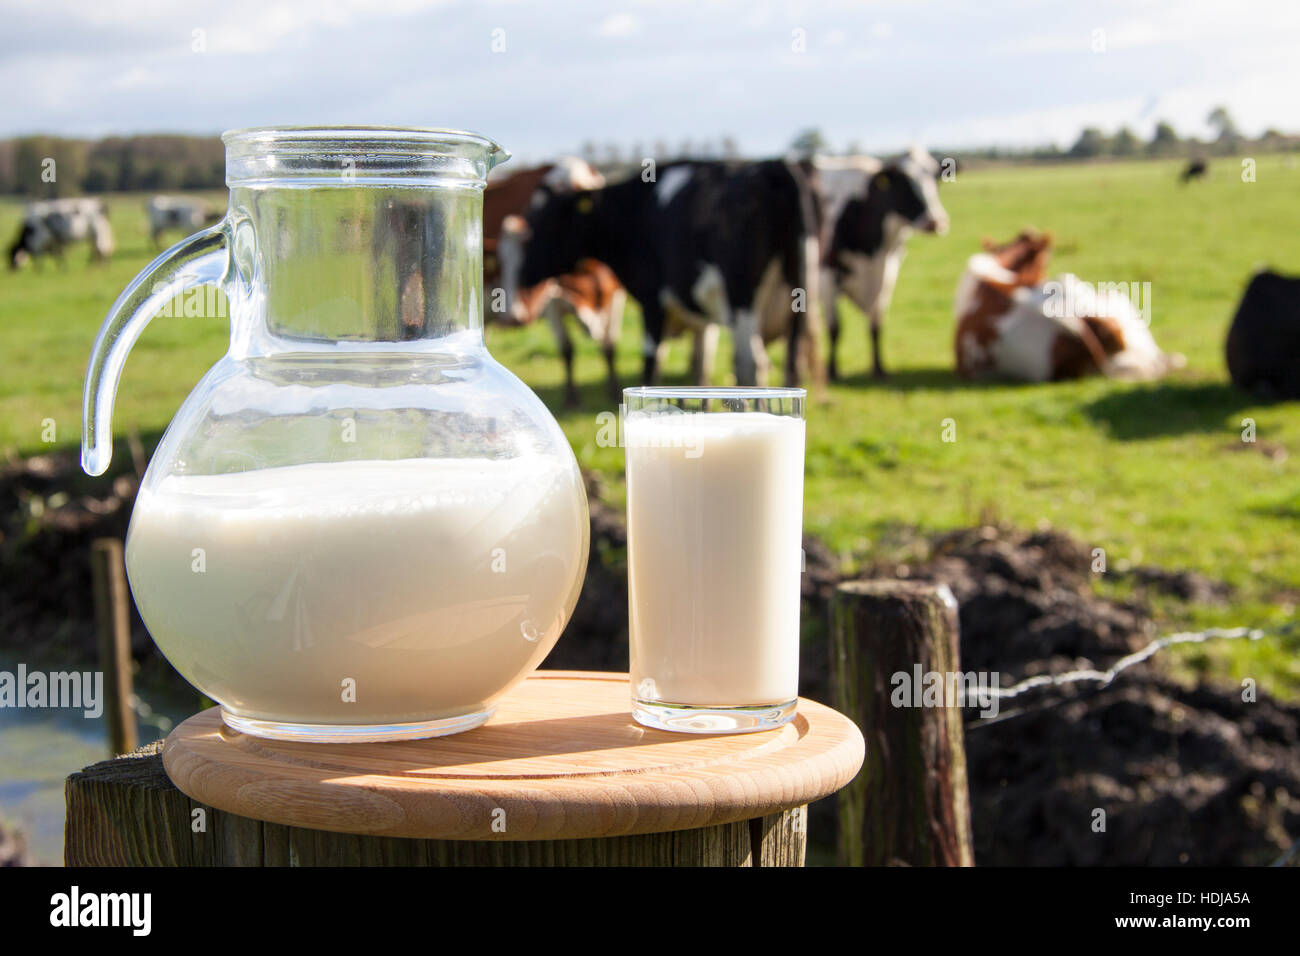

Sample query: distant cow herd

[491,148,954,395]
[6,195,217,268]
[6,156,1298,400]
[488,152,1297,400]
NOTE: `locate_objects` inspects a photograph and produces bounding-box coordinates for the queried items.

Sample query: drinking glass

[623,386,806,733]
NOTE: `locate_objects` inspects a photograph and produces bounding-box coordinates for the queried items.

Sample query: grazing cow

[816,147,950,379]
[954,230,1184,381]
[1225,270,1300,399]
[485,159,629,404]
[7,198,114,269]
[1180,158,1208,184]
[146,196,219,247]
[500,159,823,388]
[500,253,627,404]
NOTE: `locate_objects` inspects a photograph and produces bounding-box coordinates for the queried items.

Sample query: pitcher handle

[81,222,230,476]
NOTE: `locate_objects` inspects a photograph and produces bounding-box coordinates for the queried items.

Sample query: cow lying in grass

[954,230,1184,382]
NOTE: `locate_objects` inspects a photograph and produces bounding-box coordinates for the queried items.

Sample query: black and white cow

[500,159,823,387]
[146,195,220,248]
[816,147,950,378]
[7,198,114,269]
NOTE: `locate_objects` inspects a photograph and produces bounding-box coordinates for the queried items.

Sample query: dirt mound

[888,524,1298,866]
[872,525,1233,681]
[966,678,1300,865]
[916,527,1149,681]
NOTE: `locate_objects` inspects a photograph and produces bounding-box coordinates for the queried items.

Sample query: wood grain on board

[160,670,865,842]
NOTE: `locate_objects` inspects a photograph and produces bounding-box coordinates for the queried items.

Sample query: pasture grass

[2,159,1298,696]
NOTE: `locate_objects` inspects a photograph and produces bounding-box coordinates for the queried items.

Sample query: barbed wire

[946,624,1300,863]
[960,620,1300,864]
[990,624,1280,699]
[964,621,1298,730]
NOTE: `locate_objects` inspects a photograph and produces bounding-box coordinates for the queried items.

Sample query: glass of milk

[624,387,806,733]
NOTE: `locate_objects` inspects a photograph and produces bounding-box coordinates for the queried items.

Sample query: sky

[2,0,1297,162]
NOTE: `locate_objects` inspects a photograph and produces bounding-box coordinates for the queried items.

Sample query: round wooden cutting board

[162,670,865,841]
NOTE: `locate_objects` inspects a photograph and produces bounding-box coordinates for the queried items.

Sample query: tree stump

[830,580,975,866]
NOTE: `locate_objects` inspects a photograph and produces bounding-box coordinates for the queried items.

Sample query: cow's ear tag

[873,172,890,190]
[576,196,594,215]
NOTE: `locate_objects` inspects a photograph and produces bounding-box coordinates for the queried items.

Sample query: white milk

[625,411,805,706]
[125,457,588,727]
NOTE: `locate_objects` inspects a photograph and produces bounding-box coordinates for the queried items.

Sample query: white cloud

[110,66,155,91]
[596,13,643,38]
[0,0,1296,156]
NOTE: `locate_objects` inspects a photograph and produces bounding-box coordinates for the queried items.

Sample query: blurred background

[1,0,1298,867]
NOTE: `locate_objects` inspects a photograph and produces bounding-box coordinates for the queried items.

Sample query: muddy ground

[896,527,1298,866]
[2,454,1297,866]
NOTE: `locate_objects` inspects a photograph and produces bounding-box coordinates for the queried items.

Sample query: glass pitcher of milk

[81,127,589,742]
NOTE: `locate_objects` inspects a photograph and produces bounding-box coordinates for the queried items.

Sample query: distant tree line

[2,108,1296,200]
[794,106,1298,166]
[576,136,743,165]
[941,108,1297,166]
[1059,107,1296,160]
[0,134,223,197]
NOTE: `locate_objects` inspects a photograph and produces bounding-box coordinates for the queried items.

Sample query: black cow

[500,159,823,387]
[1226,270,1300,399]
[1181,158,1208,183]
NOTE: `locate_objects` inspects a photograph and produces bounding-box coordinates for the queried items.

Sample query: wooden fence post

[829,579,974,866]
[90,537,138,756]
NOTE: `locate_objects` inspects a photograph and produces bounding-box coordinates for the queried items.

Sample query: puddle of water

[0,652,197,865]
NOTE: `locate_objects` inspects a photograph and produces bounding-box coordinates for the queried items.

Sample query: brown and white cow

[499,251,627,405]
[954,230,1183,382]
[486,159,628,405]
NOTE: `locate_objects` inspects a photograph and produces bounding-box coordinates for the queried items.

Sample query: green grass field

[3,158,1298,694]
